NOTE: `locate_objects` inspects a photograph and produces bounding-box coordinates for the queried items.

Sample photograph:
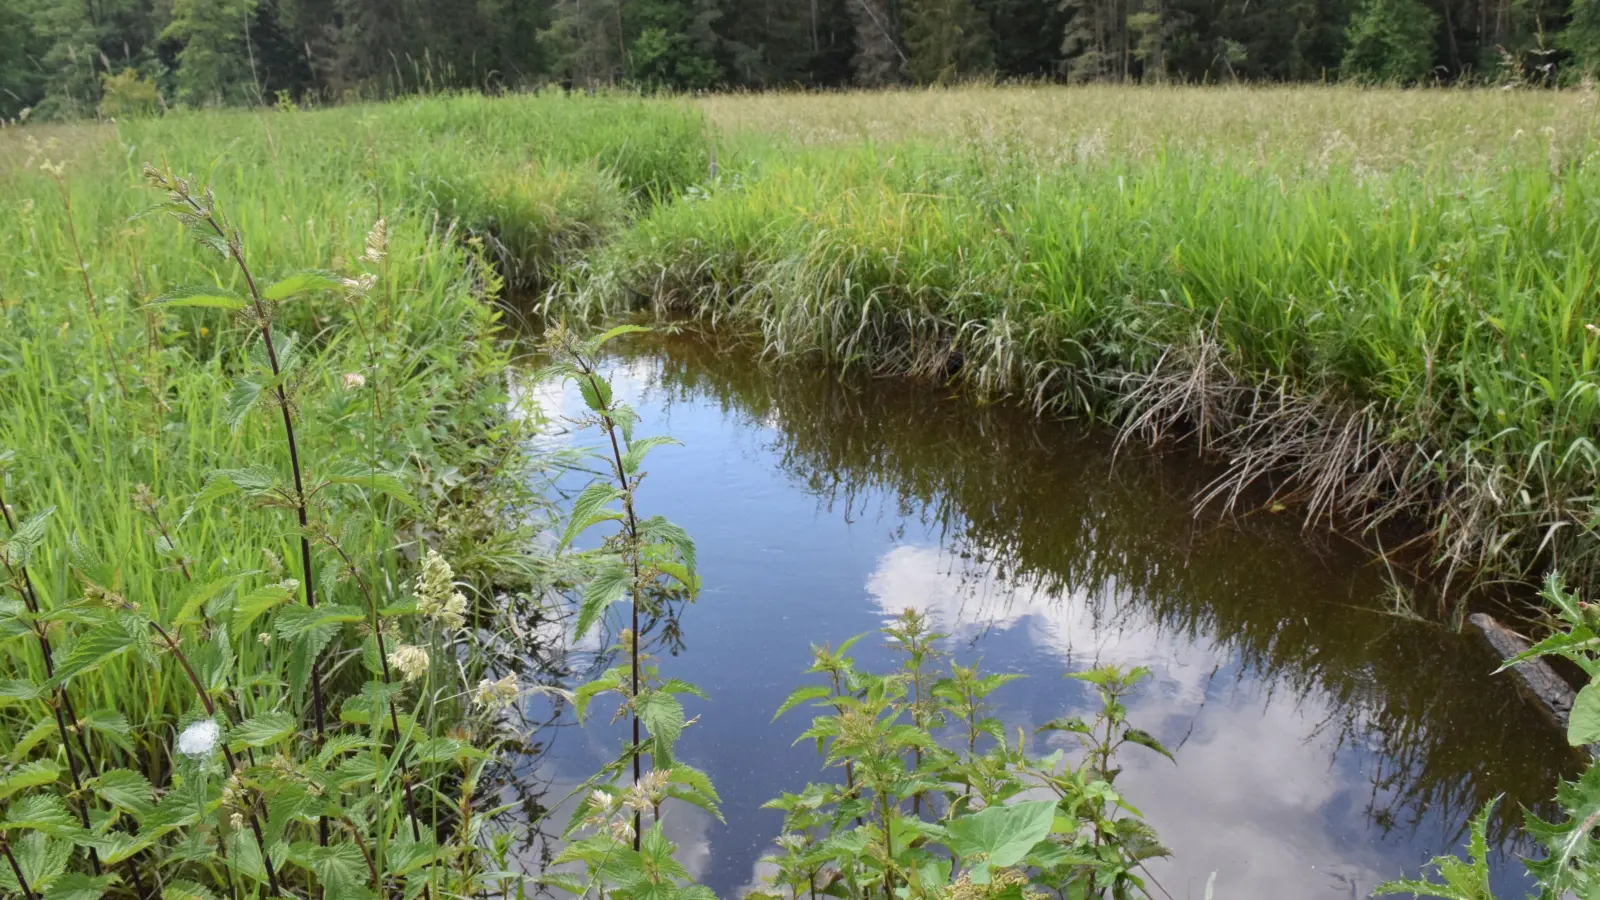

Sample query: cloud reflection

[866,543,1394,900]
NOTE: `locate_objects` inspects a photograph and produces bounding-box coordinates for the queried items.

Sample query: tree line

[2,0,1598,121]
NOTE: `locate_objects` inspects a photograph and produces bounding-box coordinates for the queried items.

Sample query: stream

[501,330,1578,900]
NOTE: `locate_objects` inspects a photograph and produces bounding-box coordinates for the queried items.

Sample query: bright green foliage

[97,69,161,119]
[1562,0,1600,76]
[758,609,1170,900]
[1340,0,1439,82]
[161,0,259,107]
[903,0,996,84]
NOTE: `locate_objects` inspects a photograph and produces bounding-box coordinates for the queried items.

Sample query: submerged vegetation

[2,84,1600,898]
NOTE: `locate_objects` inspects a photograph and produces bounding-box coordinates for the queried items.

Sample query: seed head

[415,549,468,630]
[608,819,635,844]
[473,673,519,711]
[388,644,430,682]
[361,219,389,265]
[342,372,367,390]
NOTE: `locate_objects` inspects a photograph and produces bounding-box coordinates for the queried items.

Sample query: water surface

[505,331,1578,899]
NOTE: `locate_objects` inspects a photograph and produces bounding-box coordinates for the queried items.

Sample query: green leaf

[578,374,613,414]
[575,559,629,640]
[226,379,264,432]
[150,285,247,311]
[93,769,156,815]
[1122,728,1175,762]
[7,719,58,764]
[774,685,831,721]
[943,800,1057,876]
[0,760,60,802]
[233,581,296,631]
[559,482,625,550]
[263,270,342,302]
[0,833,70,894]
[591,324,651,349]
[1572,684,1600,747]
[621,437,680,476]
[1,795,76,833]
[229,712,297,751]
[44,872,115,900]
[1,506,53,568]
[637,691,687,756]
[162,879,222,900]
[168,575,239,629]
[322,463,422,514]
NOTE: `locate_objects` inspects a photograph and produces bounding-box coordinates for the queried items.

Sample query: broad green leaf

[559,483,625,550]
[1122,728,1175,762]
[226,379,264,431]
[0,833,70,893]
[162,879,221,900]
[575,559,629,640]
[229,712,297,750]
[234,581,296,631]
[44,872,115,900]
[637,691,687,756]
[263,270,342,302]
[1572,684,1600,747]
[773,685,831,721]
[93,769,155,814]
[0,760,61,801]
[1,506,53,568]
[7,718,58,764]
[621,436,680,476]
[578,374,613,414]
[150,285,247,311]
[942,799,1057,876]
[322,463,422,514]
[1,795,75,832]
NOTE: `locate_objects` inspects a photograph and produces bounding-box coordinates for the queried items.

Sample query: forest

[3,0,1600,121]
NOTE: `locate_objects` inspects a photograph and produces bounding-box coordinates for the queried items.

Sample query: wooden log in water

[1468,612,1577,727]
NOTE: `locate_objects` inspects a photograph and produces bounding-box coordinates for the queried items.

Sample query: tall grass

[570,101,1600,589]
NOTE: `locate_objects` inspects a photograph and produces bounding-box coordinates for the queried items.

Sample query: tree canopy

[0,0,1594,120]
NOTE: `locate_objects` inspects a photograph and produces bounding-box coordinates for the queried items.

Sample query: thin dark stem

[170,182,330,846]
[2,839,36,900]
[147,619,282,897]
[578,358,644,854]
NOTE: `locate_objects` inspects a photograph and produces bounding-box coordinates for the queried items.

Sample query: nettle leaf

[43,872,115,900]
[575,559,629,641]
[168,575,239,629]
[189,625,237,693]
[150,285,247,311]
[93,769,155,815]
[80,710,133,751]
[85,832,155,865]
[574,667,626,721]
[639,515,696,578]
[53,619,137,684]
[7,719,57,764]
[162,879,222,900]
[226,379,265,431]
[942,799,1057,880]
[0,506,53,568]
[322,463,422,514]
[621,436,680,476]
[1,795,76,833]
[1571,684,1600,747]
[666,764,723,822]
[774,685,832,721]
[288,841,370,897]
[412,737,487,763]
[559,482,625,550]
[229,712,297,751]
[577,374,613,415]
[263,270,342,302]
[0,833,70,893]
[637,691,687,756]
[1122,728,1174,762]
[234,581,296,631]
[276,603,364,640]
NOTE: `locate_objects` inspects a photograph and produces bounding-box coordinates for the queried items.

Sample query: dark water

[502,331,1578,900]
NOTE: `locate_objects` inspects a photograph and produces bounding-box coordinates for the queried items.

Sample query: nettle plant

[534,326,720,900]
[757,610,1171,900]
[0,169,524,900]
[1379,575,1600,899]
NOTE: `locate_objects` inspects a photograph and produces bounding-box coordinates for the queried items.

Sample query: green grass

[570,87,1600,591]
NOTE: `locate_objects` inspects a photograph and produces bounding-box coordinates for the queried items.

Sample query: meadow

[1,85,1599,899]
